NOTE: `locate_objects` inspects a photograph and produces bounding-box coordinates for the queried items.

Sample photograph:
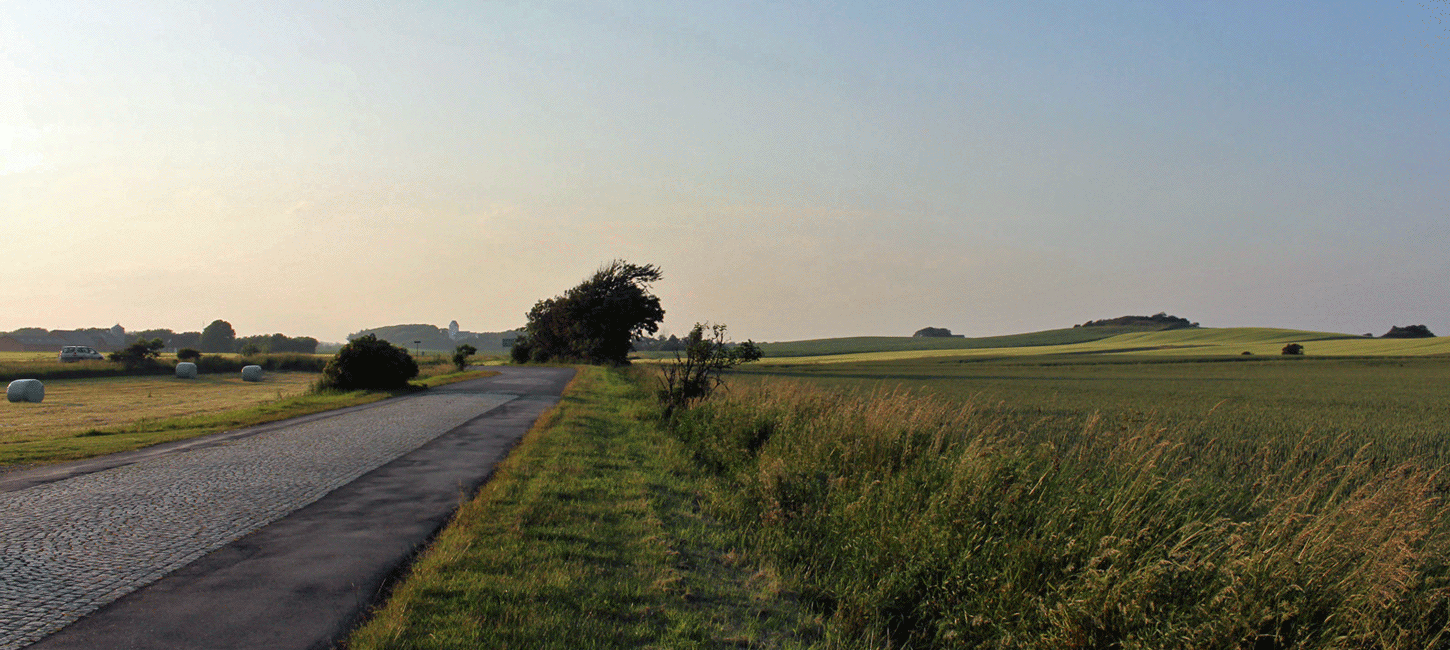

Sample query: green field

[740,354,1450,452]
[359,350,1450,647]
[753,325,1166,357]
[743,327,1448,365]
[663,346,1450,647]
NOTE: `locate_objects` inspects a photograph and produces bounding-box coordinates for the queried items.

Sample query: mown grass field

[0,351,56,362]
[0,372,317,443]
[0,364,498,467]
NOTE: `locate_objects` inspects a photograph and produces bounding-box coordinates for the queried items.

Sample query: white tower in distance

[448,320,460,340]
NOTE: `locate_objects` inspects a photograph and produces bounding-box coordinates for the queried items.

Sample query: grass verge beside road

[0,369,498,467]
[347,366,823,650]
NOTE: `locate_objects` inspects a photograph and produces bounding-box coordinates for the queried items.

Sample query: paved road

[0,366,574,650]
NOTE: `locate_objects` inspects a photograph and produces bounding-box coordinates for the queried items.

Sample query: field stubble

[0,361,497,466]
[0,373,317,443]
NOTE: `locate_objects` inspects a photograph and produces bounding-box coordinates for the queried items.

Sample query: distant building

[449,320,461,340]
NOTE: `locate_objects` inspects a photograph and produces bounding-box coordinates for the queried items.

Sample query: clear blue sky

[2,1,1446,341]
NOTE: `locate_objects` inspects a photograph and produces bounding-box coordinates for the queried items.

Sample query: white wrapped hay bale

[175,362,198,379]
[241,365,263,382]
[6,379,44,403]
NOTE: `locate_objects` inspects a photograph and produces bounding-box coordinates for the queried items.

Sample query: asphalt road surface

[0,366,575,650]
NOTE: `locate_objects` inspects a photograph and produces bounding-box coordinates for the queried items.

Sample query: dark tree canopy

[236,333,321,354]
[1077,313,1198,329]
[199,320,237,353]
[913,327,956,338]
[514,260,665,365]
[108,338,164,369]
[1382,325,1436,339]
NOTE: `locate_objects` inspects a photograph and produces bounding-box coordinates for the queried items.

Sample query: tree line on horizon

[0,321,319,355]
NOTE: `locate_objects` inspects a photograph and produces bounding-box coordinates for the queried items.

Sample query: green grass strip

[347,366,823,649]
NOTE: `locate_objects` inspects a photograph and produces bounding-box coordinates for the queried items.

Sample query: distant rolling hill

[755,325,1163,358]
[748,327,1447,364]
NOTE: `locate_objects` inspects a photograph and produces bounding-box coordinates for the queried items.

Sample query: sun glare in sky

[2,1,1446,342]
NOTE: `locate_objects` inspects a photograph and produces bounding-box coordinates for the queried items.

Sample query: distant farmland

[745,326,1446,365]
[682,336,1450,646]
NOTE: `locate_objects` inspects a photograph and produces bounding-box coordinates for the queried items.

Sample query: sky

[2,1,1448,342]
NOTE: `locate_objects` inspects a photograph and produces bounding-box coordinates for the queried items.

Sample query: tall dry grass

[667,381,1450,649]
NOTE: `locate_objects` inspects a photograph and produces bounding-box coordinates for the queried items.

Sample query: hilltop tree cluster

[1076,313,1198,329]
[1382,325,1436,339]
[913,327,962,338]
[511,260,665,365]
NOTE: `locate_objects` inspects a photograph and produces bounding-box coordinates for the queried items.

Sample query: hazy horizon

[4,2,1447,343]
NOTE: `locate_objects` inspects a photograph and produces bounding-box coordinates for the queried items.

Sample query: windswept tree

[513,260,665,365]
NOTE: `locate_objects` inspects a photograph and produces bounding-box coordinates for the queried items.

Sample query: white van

[58,346,105,362]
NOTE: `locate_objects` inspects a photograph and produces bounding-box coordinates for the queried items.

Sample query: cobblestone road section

[0,391,514,650]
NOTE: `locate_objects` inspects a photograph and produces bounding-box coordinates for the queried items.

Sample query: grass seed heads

[175,362,198,379]
[6,379,44,403]
[241,365,263,382]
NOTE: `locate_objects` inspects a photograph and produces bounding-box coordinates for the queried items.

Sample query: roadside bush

[318,334,418,390]
[253,353,328,372]
[194,353,326,374]
[657,323,761,416]
[509,336,533,364]
[452,344,477,372]
[196,355,244,374]
[108,338,164,370]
